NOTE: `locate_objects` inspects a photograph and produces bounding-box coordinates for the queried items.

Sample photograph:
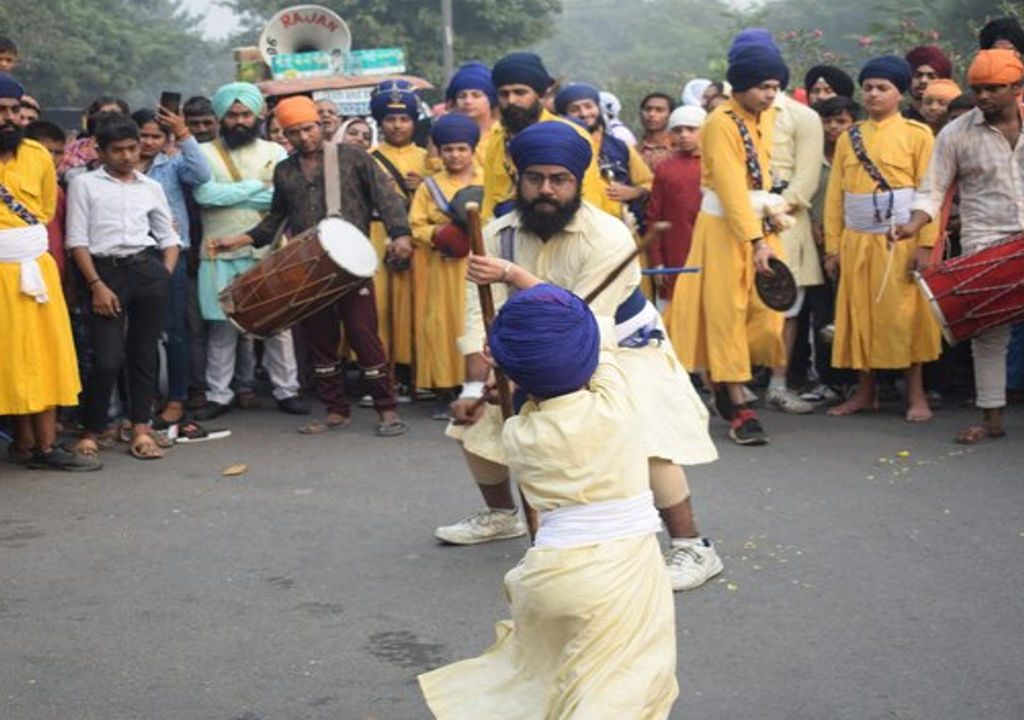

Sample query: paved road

[1,399,1022,720]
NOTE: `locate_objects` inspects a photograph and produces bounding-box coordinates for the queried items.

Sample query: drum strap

[213,139,244,183]
[372,149,413,203]
[423,176,453,218]
[323,141,343,218]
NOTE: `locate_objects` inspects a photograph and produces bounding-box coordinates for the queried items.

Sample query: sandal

[96,427,119,449]
[955,425,1006,445]
[298,414,351,435]
[128,434,165,460]
[117,419,133,444]
[176,421,231,443]
[376,419,409,437]
[72,437,101,458]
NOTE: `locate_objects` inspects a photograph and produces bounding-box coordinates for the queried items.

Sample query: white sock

[671,537,709,548]
[769,376,787,392]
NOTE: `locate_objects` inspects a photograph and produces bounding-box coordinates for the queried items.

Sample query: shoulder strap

[372,149,412,201]
[724,109,764,189]
[498,225,515,263]
[0,179,40,226]
[323,141,342,218]
[847,124,895,222]
[213,139,244,183]
[423,175,452,217]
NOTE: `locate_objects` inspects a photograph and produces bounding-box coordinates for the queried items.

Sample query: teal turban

[211,82,265,120]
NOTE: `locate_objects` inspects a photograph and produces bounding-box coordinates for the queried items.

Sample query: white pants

[206,321,300,404]
[972,325,1011,409]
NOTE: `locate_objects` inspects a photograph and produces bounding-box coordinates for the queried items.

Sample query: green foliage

[222,0,563,88]
[0,0,221,109]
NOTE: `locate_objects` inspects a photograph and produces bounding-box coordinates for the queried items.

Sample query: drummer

[212,96,413,437]
[896,49,1024,443]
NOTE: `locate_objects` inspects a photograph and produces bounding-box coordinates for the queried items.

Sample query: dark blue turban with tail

[430,112,480,149]
[508,121,593,182]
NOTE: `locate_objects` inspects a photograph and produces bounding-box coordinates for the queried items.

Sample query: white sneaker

[665,540,724,591]
[767,386,815,414]
[435,509,528,545]
[799,383,841,405]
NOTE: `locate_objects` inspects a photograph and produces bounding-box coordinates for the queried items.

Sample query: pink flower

[858,36,873,47]
[929,30,940,40]
[812,28,823,38]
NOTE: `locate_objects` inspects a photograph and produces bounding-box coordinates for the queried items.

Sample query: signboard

[344,48,406,77]
[313,87,375,117]
[271,51,339,79]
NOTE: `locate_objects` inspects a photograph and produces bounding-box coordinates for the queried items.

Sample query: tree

[1,0,221,110]
[223,0,563,88]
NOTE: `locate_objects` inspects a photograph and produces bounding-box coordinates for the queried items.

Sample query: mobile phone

[159,91,182,116]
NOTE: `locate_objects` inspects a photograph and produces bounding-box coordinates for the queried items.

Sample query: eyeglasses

[520,170,576,189]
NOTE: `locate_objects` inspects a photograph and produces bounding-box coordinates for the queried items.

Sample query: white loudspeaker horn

[259,4,352,65]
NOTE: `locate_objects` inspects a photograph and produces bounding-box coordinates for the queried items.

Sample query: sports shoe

[435,508,528,545]
[798,383,841,405]
[27,445,102,472]
[665,539,724,591]
[766,386,815,414]
[729,410,768,446]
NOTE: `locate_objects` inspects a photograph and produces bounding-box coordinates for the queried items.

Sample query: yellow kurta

[0,139,80,414]
[420,355,678,720]
[409,167,483,389]
[370,141,430,367]
[665,99,786,382]
[824,114,941,369]
[447,202,716,467]
[480,109,606,220]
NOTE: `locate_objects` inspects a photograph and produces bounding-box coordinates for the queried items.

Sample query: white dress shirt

[65,166,180,257]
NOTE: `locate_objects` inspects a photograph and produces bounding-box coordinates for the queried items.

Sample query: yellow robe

[420,355,678,719]
[409,167,483,389]
[824,114,941,369]
[480,108,606,221]
[665,99,786,383]
[370,142,430,367]
[0,139,80,414]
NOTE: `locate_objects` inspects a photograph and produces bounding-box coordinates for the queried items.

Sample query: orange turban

[275,96,319,130]
[923,78,961,101]
[967,49,1024,86]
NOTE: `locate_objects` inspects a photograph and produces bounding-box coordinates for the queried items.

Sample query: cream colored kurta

[420,355,678,719]
[409,167,483,389]
[824,114,941,369]
[447,201,716,467]
[773,93,825,288]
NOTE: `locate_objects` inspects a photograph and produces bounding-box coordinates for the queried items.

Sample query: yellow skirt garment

[0,254,80,414]
[415,252,466,389]
[418,533,678,720]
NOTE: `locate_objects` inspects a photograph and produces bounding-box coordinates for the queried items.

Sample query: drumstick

[465,202,538,539]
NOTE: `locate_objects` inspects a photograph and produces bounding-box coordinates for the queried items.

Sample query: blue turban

[488,284,599,399]
[211,82,264,120]
[430,112,480,149]
[554,83,601,116]
[370,79,419,122]
[492,52,552,95]
[445,62,497,107]
[728,27,780,63]
[859,55,913,94]
[0,73,23,100]
[508,121,593,182]
[727,44,790,93]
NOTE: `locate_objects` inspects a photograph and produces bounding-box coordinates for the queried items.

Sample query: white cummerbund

[535,490,663,549]
[843,188,914,235]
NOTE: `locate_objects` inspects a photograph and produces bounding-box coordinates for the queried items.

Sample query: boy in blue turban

[444,62,498,166]
[421,284,678,717]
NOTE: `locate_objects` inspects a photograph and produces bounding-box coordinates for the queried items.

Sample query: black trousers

[83,250,170,433]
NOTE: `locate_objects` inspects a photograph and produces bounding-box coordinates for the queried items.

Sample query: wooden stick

[465,202,538,539]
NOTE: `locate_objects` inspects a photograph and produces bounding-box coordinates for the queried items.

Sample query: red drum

[219,217,378,338]
[915,234,1024,345]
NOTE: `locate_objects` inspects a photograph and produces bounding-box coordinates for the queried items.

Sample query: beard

[516,185,582,241]
[500,101,543,135]
[221,123,258,149]
[0,123,22,153]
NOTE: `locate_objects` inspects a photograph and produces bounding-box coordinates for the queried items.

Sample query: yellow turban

[967,49,1024,86]
[275,96,319,130]
[923,78,961,101]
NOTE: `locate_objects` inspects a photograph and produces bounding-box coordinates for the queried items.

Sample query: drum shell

[915,235,1024,345]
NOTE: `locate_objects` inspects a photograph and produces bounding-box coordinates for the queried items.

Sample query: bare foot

[827,393,878,416]
[905,401,933,423]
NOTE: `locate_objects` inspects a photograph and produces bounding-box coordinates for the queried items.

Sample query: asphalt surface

[1,397,1022,720]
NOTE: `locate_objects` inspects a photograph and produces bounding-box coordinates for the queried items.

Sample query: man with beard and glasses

[479,52,603,220]
[0,73,96,471]
[896,49,1024,445]
[192,82,308,422]
[59,96,130,181]
[212,96,411,437]
[183,96,218,144]
[441,121,720,591]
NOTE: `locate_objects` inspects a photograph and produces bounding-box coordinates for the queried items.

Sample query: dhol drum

[914,234,1024,345]
[219,217,378,338]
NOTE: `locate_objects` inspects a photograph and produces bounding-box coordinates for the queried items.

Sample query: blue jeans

[164,256,189,402]
[1008,323,1024,391]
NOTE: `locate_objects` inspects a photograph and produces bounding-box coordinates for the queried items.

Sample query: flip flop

[128,435,165,460]
[176,421,231,443]
[955,425,1006,445]
[376,419,408,437]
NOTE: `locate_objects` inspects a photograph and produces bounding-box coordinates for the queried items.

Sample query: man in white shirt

[67,117,181,460]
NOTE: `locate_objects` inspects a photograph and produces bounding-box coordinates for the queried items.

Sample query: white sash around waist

[843,188,914,235]
[535,491,662,549]
[701,188,785,218]
[0,225,49,303]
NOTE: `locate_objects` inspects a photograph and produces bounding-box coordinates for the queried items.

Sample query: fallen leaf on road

[896,450,911,458]
[222,464,248,476]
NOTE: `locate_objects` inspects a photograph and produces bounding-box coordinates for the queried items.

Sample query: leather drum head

[755,257,798,312]
[449,185,484,229]
[318,217,378,277]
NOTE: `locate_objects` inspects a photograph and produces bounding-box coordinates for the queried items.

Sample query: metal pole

[441,0,454,83]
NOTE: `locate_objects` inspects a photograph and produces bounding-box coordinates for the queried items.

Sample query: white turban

[668,105,707,129]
